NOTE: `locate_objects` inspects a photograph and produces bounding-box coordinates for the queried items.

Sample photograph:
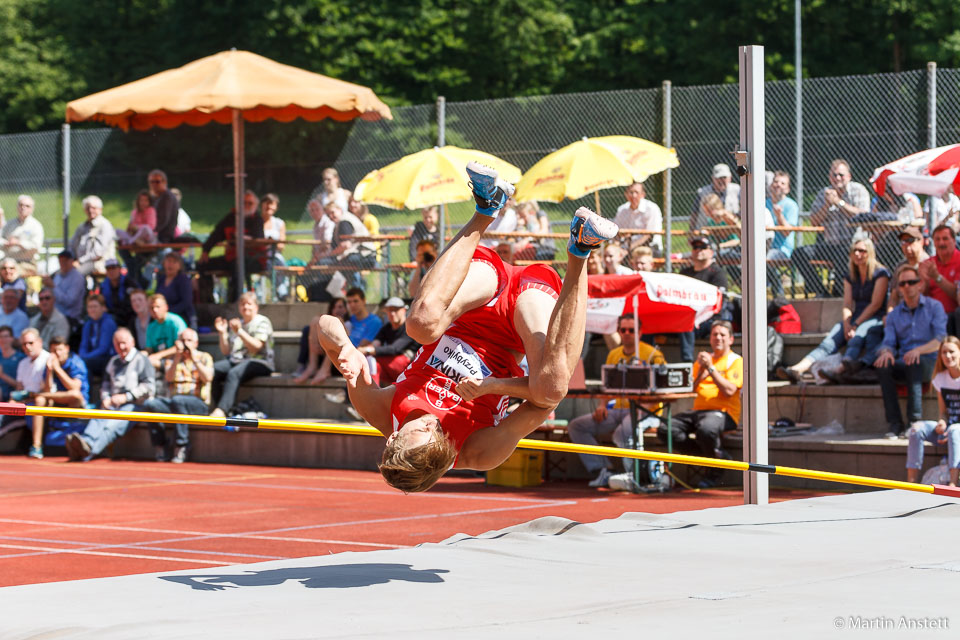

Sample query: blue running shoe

[27,445,43,460]
[466,161,514,217]
[568,207,619,258]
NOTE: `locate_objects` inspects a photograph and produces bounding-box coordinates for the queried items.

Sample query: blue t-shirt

[766,196,800,258]
[0,349,24,401]
[349,313,383,346]
[57,352,90,403]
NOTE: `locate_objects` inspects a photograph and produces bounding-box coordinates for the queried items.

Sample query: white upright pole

[436,96,447,249]
[61,123,71,247]
[794,0,803,212]
[739,46,769,506]
[232,109,246,297]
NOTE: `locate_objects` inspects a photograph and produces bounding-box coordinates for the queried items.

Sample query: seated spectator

[30,336,89,459]
[495,241,515,265]
[70,195,117,276]
[601,243,632,275]
[148,169,178,243]
[1,195,44,268]
[65,328,155,462]
[0,287,28,338]
[795,159,870,297]
[408,206,440,261]
[145,293,187,370]
[614,181,663,254]
[925,186,960,230]
[154,252,195,327]
[777,235,889,383]
[43,250,86,323]
[480,197,518,249]
[699,193,741,251]
[691,164,740,231]
[78,293,117,377]
[143,328,213,463]
[320,167,351,212]
[198,189,267,303]
[629,245,655,272]
[0,325,24,401]
[350,198,380,239]
[569,314,665,488]
[117,190,157,246]
[586,250,603,275]
[905,336,960,487]
[407,238,438,299]
[874,265,946,438]
[315,203,377,291]
[658,320,742,488]
[766,171,800,296]
[171,188,193,237]
[886,225,930,313]
[100,259,135,326]
[513,201,555,261]
[345,287,382,345]
[29,288,70,349]
[677,236,730,362]
[209,292,274,418]
[14,329,49,457]
[128,289,151,350]
[355,297,418,387]
[308,198,333,260]
[870,189,922,223]
[0,258,27,311]
[918,224,960,335]
[293,297,350,385]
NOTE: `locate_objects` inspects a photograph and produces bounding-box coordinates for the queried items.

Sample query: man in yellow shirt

[658,319,742,488]
[569,314,666,488]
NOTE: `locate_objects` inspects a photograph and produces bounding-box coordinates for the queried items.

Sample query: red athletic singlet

[390,246,561,451]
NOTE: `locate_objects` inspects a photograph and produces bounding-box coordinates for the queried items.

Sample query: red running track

[0,456,839,587]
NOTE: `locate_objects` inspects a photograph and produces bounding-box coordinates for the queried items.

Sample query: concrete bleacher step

[235,375,354,420]
[198,330,303,375]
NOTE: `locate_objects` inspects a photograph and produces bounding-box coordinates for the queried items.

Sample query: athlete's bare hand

[338,347,372,387]
[456,376,486,401]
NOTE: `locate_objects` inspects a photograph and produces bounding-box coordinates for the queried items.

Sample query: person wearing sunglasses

[886,225,930,314]
[875,265,947,439]
[197,189,267,302]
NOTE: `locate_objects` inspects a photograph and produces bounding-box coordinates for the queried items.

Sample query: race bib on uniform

[426,335,492,380]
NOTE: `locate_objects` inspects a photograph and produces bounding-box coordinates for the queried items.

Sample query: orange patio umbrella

[65,49,392,293]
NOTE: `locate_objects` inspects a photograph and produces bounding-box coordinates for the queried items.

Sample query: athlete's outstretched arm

[315,315,394,435]
[454,401,555,470]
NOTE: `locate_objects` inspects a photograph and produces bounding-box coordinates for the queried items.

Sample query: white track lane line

[0,542,232,565]
[0,535,285,560]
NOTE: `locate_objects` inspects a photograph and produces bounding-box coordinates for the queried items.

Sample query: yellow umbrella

[353,145,521,210]
[515,136,679,209]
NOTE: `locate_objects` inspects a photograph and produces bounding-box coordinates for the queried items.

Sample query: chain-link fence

[0,65,951,299]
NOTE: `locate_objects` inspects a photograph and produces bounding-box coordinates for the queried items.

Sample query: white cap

[382,297,407,309]
[712,163,732,179]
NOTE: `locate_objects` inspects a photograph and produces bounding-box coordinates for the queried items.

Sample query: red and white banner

[871,143,960,198]
[586,272,723,335]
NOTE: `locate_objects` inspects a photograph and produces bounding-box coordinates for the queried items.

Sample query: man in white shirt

[614,182,663,253]
[0,195,45,269]
[14,328,50,458]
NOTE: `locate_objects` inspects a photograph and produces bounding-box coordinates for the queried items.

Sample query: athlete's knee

[406,301,445,345]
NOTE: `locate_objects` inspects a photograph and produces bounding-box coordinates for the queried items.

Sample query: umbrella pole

[594,191,601,216]
[232,109,246,302]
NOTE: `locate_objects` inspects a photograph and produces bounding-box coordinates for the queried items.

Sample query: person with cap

[69,195,117,276]
[42,249,86,323]
[677,234,730,362]
[355,297,419,387]
[28,288,70,349]
[691,164,740,231]
[887,225,930,314]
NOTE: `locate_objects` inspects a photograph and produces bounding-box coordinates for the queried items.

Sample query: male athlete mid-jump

[316,162,618,492]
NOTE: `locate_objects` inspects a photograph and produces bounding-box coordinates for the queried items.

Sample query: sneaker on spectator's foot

[884,426,904,440]
[154,446,166,462]
[65,433,91,461]
[568,207,619,258]
[27,445,43,460]
[587,467,613,488]
[465,161,513,217]
[607,471,642,493]
[171,446,187,464]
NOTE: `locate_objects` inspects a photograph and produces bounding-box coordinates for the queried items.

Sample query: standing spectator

[43,250,86,322]
[209,292,274,418]
[170,188,192,237]
[28,288,70,349]
[319,167,351,212]
[198,190,267,302]
[65,328,155,462]
[0,325,24,401]
[345,287,382,346]
[601,243,632,275]
[293,297,350,385]
[795,159,871,297]
[128,289,151,350]
[874,265,947,438]
[886,226,930,313]
[614,182,663,253]
[904,336,960,487]
[31,336,89,459]
[145,294,187,370]
[0,287,28,338]
[766,171,800,296]
[143,328,213,463]
[691,164,740,231]
[629,246,655,272]
[148,170,178,243]
[100,259,135,326]
[407,238,438,299]
[0,258,27,311]
[777,235,890,383]
[0,195,44,267]
[118,190,157,246]
[261,193,289,300]
[78,293,117,377]
[355,297,418,387]
[15,329,49,457]
[408,206,440,261]
[154,252,195,327]
[658,320,743,488]
[677,236,729,362]
[569,314,665,488]
[918,224,960,335]
[70,195,117,276]
[925,187,960,230]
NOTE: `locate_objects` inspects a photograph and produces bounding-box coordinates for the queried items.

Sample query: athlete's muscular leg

[406,214,498,346]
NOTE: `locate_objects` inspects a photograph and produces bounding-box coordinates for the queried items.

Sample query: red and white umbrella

[586,272,723,338]
[871,144,960,197]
